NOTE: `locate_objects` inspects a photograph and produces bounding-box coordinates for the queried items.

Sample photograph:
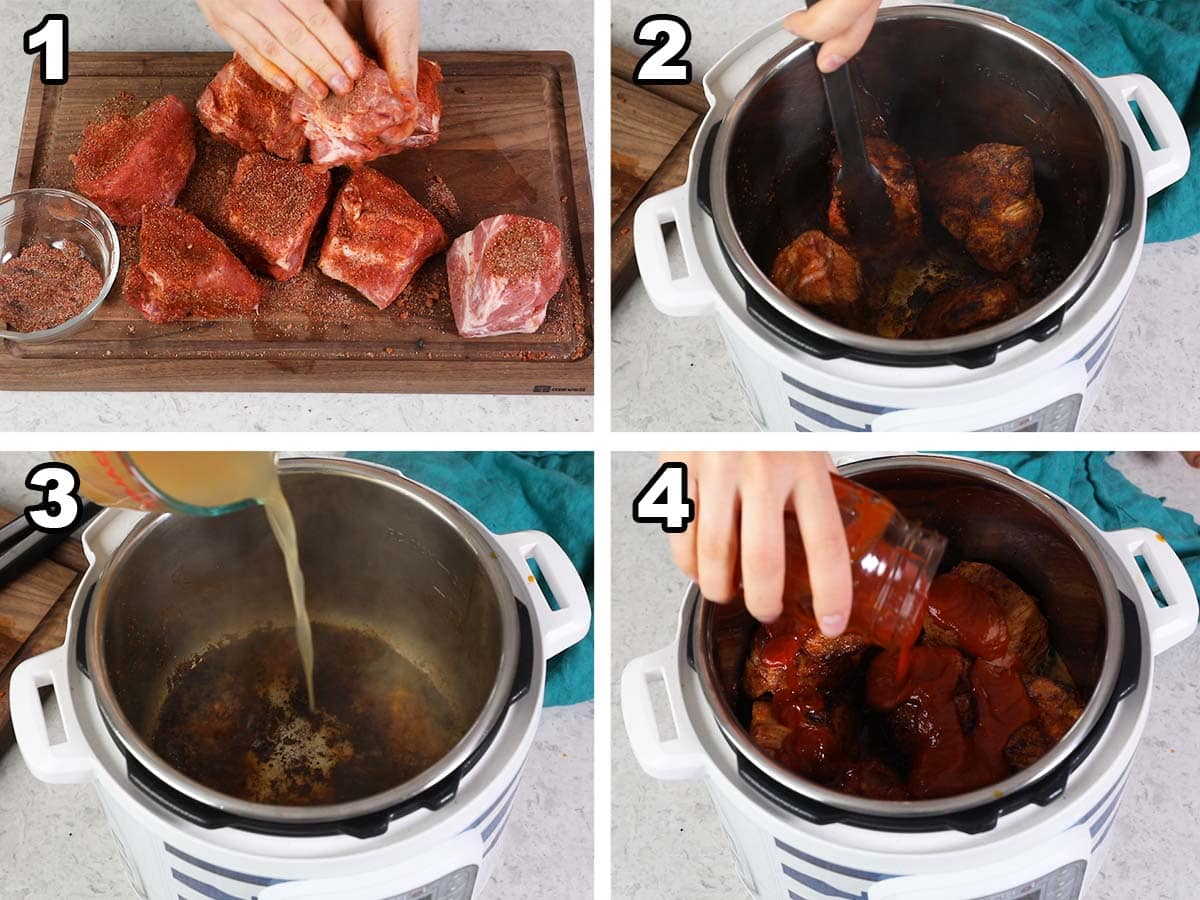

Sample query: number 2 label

[24,14,69,86]
[633,15,692,86]
[632,462,695,533]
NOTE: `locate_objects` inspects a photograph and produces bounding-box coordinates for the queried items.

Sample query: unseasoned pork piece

[770,230,863,317]
[447,215,566,338]
[909,278,1021,338]
[318,167,447,309]
[949,562,1050,672]
[125,205,264,324]
[294,56,442,169]
[197,55,307,161]
[223,154,331,281]
[73,95,196,226]
[829,136,923,254]
[918,143,1043,273]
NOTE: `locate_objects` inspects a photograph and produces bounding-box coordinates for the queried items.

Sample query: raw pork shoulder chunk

[318,167,447,309]
[294,57,442,168]
[73,96,196,226]
[125,205,264,324]
[223,154,331,281]
[447,215,566,338]
[197,55,307,161]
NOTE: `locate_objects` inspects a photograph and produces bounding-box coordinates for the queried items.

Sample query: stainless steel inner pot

[84,457,520,825]
[709,5,1127,358]
[695,455,1124,821]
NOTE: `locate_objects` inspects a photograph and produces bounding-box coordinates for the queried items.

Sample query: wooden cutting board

[0,508,87,754]
[2,51,593,395]
[611,46,706,305]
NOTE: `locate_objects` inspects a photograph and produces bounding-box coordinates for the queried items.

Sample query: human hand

[1182,452,1200,468]
[784,0,883,73]
[328,0,420,144]
[663,452,852,633]
[197,0,364,98]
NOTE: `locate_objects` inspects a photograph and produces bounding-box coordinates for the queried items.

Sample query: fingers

[247,0,359,97]
[739,476,788,623]
[695,472,741,604]
[784,0,882,72]
[380,125,413,146]
[286,0,364,82]
[364,0,420,94]
[229,10,327,98]
[793,457,852,636]
[219,26,296,93]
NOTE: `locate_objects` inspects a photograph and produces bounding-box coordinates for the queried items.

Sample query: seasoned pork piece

[222,154,331,281]
[909,278,1020,338]
[318,167,447,309]
[829,136,923,253]
[918,143,1043,272]
[73,95,196,226]
[197,55,308,161]
[125,205,264,324]
[447,215,566,337]
[770,230,863,316]
[950,562,1050,672]
[294,57,442,169]
[742,621,867,699]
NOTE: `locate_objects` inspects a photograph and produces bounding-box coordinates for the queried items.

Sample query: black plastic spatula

[807,0,894,243]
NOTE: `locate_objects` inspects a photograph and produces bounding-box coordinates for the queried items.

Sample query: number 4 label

[633,14,692,86]
[632,462,695,533]
[24,14,69,86]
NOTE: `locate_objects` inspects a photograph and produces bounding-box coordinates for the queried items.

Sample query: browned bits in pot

[0,242,104,333]
[150,623,464,806]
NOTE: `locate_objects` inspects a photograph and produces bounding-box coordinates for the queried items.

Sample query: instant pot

[623,456,1198,899]
[633,4,1191,431]
[11,458,591,900]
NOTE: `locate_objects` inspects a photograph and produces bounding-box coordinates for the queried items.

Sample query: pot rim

[84,456,523,825]
[694,454,1126,820]
[707,4,1129,359]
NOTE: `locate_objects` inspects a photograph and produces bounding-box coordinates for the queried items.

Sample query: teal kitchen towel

[958,451,1200,600]
[973,0,1200,243]
[349,452,594,706]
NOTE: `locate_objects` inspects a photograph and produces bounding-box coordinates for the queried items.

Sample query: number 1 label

[24,14,69,86]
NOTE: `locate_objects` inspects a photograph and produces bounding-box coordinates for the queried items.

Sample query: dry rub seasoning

[0,241,103,333]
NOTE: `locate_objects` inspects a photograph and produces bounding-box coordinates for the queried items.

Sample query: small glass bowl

[0,188,120,344]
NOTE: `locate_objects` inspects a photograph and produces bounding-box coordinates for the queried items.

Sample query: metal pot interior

[699,456,1121,817]
[720,7,1115,346]
[88,460,515,819]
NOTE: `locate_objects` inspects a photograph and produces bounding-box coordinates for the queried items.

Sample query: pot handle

[634,186,719,317]
[621,645,707,780]
[1101,527,1198,656]
[497,531,590,659]
[9,646,93,784]
[1100,74,1190,197]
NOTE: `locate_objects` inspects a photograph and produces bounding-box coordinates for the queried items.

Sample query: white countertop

[611,450,1200,900]
[0,0,594,432]
[610,0,1200,432]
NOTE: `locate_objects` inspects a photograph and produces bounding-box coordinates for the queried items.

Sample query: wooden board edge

[11,59,47,193]
[611,46,708,115]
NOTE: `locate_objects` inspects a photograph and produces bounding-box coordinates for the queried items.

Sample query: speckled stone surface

[611,1,1200,433]
[0,0,593,432]
[611,450,1200,900]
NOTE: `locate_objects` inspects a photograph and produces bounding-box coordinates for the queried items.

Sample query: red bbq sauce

[926,572,1011,662]
[779,475,946,661]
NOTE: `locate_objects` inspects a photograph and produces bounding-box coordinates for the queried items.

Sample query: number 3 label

[633,15,693,85]
[24,462,83,533]
[24,14,69,86]
[632,462,695,533]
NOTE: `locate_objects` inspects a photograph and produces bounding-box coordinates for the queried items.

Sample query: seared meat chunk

[770,230,863,317]
[918,143,1043,272]
[73,95,196,226]
[834,758,910,801]
[950,562,1049,672]
[910,279,1020,338]
[752,690,856,783]
[1004,676,1083,770]
[743,620,867,698]
[829,136,923,253]
[197,55,307,161]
